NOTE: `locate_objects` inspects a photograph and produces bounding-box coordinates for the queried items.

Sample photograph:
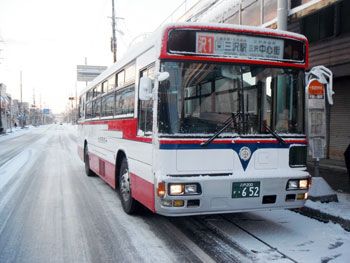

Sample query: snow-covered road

[0,124,349,263]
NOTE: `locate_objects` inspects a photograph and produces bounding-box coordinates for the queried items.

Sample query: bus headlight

[185,184,198,194]
[287,179,310,190]
[169,184,184,195]
[299,179,308,189]
[168,183,201,196]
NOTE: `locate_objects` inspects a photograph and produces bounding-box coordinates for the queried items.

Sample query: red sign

[197,35,214,54]
[308,80,324,95]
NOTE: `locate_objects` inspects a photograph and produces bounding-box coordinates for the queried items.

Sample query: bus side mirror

[139,77,153,101]
[157,72,169,82]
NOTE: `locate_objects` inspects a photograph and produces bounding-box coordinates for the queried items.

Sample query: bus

[77,22,311,216]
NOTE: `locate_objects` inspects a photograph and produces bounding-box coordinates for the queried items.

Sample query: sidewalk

[298,158,350,231]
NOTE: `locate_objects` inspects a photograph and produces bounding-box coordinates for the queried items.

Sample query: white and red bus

[78,23,311,216]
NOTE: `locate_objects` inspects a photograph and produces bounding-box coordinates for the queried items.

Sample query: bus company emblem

[239,146,251,161]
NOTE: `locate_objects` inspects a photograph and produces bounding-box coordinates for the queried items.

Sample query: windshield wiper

[201,113,236,147]
[201,113,286,147]
[262,122,287,146]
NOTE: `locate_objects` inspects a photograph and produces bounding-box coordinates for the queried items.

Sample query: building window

[340,0,350,35]
[263,0,277,24]
[302,5,335,43]
[291,0,315,9]
[242,0,260,26]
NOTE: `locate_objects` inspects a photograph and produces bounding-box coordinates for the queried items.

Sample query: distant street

[0,125,349,263]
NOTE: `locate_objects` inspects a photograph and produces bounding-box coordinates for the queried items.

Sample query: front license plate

[232,182,260,198]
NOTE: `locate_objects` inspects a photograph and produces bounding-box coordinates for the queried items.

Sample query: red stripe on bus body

[158,54,308,69]
[89,152,116,188]
[130,173,155,213]
[79,120,307,145]
[159,139,307,145]
[78,118,152,143]
[88,151,155,212]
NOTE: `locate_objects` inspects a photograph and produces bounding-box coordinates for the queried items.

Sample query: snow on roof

[80,31,160,96]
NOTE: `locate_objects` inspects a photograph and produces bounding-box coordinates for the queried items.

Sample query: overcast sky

[0,0,195,113]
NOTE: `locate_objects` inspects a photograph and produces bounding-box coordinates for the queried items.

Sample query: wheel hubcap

[120,170,130,202]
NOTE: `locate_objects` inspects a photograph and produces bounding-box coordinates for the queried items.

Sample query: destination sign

[196,32,284,60]
[167,29,305,64]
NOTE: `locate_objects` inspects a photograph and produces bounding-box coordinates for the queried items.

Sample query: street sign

[306,79,327,159]
[77,65,107,82]
[43,109,50,115]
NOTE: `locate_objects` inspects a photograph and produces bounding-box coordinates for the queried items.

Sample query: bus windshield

[158,61,305,137]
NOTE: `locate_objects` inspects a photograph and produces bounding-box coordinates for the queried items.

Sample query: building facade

[0,83,11,133]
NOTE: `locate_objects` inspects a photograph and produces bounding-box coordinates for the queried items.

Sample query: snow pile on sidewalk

[0,126,33,142]
[305,193,350,221]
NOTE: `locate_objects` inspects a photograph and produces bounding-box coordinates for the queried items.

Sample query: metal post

[112,0,117,63]
[314,158,320,177]
[277,0,288,31]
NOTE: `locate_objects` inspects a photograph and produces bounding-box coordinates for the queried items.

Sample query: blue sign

[43,109,50,114]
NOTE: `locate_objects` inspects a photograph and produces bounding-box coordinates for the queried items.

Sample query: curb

[307,162,347,173]
[292,207,350,232]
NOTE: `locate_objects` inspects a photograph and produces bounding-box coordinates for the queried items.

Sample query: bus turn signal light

[157,182,166,198]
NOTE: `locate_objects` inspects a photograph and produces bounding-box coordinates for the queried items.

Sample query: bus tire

[119,158,137,214]
[84,144,95,177]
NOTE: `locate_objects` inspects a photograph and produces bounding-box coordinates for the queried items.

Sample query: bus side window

[101,93,114,117]
[102,81,108,94]
[115,85,135,117]
[138,65,154,135]
[86,102,92,119]
[92,98,101,118]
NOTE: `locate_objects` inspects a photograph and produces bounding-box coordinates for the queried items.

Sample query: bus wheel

[84,145,94,177]
[119,158,137,214]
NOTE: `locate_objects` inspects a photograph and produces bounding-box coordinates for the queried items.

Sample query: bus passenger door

[133,65,155,211]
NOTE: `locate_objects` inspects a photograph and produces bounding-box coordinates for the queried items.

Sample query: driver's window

[137,64,154,136]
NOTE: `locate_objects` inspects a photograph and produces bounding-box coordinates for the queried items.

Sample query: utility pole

[111,0,117,63]
[75,83,78,123]
[20,70,24,128]
[40,93,43,125]
[32,87,36,126]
